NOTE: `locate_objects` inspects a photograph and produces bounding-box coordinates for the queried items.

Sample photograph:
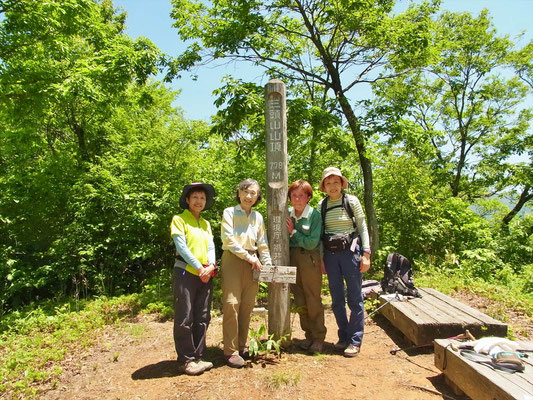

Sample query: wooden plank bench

[434,338,533,400]
[373,287,507,345]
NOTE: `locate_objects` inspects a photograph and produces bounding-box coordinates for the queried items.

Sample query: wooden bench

[373,287,507,345]
[434,338,533,400]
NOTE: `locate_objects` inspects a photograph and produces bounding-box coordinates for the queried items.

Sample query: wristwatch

[290,229,297,237]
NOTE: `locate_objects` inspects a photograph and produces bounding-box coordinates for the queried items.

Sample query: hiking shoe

[225,354,245,368]
[297,338,313,351]
[239,348,250,360]
[196,359,213,371]
[308,340,324,354]
[178,360,205,376]
[334,340,349,351]
[344,344,360,358]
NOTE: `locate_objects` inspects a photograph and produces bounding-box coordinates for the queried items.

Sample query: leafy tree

[502,38,533,227]
[169,0,439,252]
[373,149,530,283]
[0,0,164,310]
[0,0,161,162]
[370,10,532,220]
[508,39,533,90]
[210,76,348,188]
[48,81,227,298]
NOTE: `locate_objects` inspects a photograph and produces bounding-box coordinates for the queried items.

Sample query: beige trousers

[290,247,326,341]
[221,250,259,356]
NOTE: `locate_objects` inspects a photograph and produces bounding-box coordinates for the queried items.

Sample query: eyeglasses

[241,189,258,197]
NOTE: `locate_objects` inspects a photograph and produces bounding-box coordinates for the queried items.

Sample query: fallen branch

[402,356,440,374]
[406,384,458,400]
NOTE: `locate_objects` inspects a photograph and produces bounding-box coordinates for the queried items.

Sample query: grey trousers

[173,267,212,364]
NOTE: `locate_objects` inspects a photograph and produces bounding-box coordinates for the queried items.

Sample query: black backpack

[381,253,420,297]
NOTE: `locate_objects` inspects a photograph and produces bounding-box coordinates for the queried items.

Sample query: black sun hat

[179,182,216,210]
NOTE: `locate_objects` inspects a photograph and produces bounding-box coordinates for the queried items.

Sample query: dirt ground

[39,298,484,400]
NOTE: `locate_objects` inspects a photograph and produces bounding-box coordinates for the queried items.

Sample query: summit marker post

[265,79,291,340]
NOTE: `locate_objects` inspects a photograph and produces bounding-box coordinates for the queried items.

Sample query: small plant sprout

[248,324,286,361]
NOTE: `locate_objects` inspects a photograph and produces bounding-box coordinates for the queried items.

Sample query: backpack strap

[321,197,327,237]
[342,193,356,229]
[386,253,394,270]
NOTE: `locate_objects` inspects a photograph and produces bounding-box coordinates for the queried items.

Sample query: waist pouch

[323,233,352,252]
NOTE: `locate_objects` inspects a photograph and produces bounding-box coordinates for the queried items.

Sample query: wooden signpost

[253,265,296,284]
[265,79,293,340]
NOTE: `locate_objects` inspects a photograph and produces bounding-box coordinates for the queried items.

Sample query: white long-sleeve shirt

[221,204,272,265]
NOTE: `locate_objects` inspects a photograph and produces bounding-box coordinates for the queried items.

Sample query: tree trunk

[73,122,90,162]
[337,92,379,253]
[501,185,533,230]
[307,122,319,185]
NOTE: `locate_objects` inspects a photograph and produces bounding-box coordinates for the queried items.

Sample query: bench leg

[443,374,464,396]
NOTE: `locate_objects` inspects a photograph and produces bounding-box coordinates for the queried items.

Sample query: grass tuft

[264,370,301,389]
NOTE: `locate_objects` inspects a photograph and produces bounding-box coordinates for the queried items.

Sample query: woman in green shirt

[286,180,326,353]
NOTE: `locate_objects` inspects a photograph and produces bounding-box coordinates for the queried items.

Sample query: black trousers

[173,268,212,364]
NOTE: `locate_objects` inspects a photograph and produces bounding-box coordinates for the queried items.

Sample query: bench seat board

[375,288,507,345]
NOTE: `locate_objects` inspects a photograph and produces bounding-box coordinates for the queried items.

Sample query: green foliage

[256,281,269,304]
[0,0,165,311]
[364,297,381,319]
[170,0,443,252]
[498,213,533,273]
[374,148,532,293]
[248,323,285,360]
[0,0,246,311]
[371,8,532,202]
[367,8,532,286]
[0,297,132,399]
[0,278,173,399]
[1,0,531,342]
[416,268,532,333]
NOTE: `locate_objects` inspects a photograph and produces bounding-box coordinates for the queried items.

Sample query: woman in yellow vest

[170,182,217,375]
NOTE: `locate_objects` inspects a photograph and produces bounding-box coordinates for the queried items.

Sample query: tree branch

[502,185,533,228]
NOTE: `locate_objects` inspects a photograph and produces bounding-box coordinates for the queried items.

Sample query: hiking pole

[366,293,400,319]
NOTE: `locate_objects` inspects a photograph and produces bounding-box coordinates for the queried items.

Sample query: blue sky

[115,0,533,121]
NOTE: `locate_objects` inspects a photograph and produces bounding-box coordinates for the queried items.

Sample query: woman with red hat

[170,182,217,376]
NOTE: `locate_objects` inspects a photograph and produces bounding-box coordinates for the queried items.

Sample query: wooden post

[265,79,291,340]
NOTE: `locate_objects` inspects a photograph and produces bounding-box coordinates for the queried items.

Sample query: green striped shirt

[317,194,370,252]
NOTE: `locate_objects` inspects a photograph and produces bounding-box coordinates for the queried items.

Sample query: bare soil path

[41,304,473,400]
